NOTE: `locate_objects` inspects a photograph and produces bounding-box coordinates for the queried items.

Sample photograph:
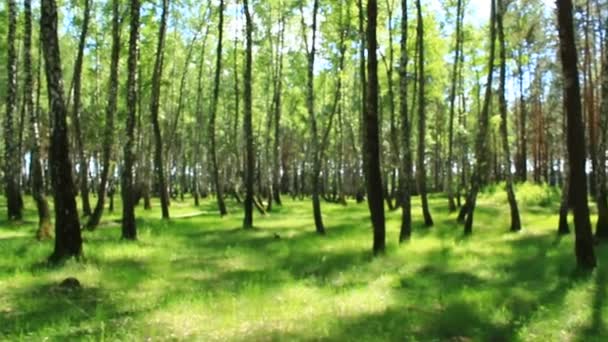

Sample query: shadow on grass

[3,196,607,340]
[0,281,119,339]
[310,232,598,341]
[576,246,608,341]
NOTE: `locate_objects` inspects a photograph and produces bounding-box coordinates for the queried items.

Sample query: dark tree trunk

[446,0,463,212]
[264,66,274,213]
[556,0,596,268]
[399,0,412,242]
[71,0,92,217]
[382,1,398,213]
[108,182,115,212]
[497,0,522,232]
[516,51,528,182]
[231,34,241,202]
[210,0,228,216]
[150,0,170,219]
[87,0,120,229]
[243,0,254,229]
[4,0,22,221]
[583,0,598,199]
[558,150,570,235]
[166,30,201,166]
[365,0,386,255]
[41,0,83,262]
[357,0,367,200]
[272,11,286,208]
[301,0,325,234]
[463,0,496,234]
[595,16,608,240]
[25,0,52,238]
[193,23,210,208]
[415,0,433,227]
[121,0,141,240]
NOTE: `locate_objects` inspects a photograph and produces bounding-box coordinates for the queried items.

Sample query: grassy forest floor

[1,183,607,341]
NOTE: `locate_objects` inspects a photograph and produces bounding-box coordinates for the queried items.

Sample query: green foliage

[482,181,561,208]
[1,195,606,340]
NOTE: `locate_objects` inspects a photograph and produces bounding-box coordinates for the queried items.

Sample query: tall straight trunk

[516,50,527,182]
[194,24,210,207]
[457,52,467,202]
[399,0,412,242]
[584,0,598,198]
[595,19,608,239]
[365,0,386,254]
[301,0,325,234]
[87,0,120,229]
[18,80,26,206]
[150,0,170,219]
[497,0,521,232]
[558,169,571,234]
[243,0,254,229]
[357,0,367,198]
[318,5,347,190]
[25,0,52,238]
[415,0,433,227]
[166,28,201,162]
[40,0,82,262]
[210,0,228,216]
[264,61,274,212]
[556,0,596,269]
[71,0,91,216]
[337,98,346,204]
[462,0,496,234]
[122,0,140,240]
[383,0,398,211]
[4,0,22,221]
[232,35,241,199]
[558,108,570,235]
[446,0,463,212]
[272,8,286,207]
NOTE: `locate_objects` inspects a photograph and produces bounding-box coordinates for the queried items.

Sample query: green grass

[0,184,607,341]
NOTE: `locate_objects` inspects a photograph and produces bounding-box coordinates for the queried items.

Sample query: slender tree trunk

[357,0,367,200]
[210,0,228,216]
[232,35,241,203]
[415,0,433,227]
[558,134,570,235]
[301,0,325,234]
[446,0,463,212]
[365,0,386,254]
[497,0,521,232]
[194,22,210,208]
[272,9,286,207]
[462,0,496,234]
[264,62,274,212]
[399,0,412,242]
[583,0,598,199]
[150,0,170,219]
[168,32,200,151]
[556,0,596,269]
[382,0,398,212]
[71,0,92,217]
[595,18,608,240]
[243,0,254,229]
[122,0,141,240]
[516,51,527,182]
[4,0,22,221]
[41,0,83,262]
[87,0,120,229]
[25,0,52,238]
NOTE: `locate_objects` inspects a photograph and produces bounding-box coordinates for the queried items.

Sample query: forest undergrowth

[0,183,606,341]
